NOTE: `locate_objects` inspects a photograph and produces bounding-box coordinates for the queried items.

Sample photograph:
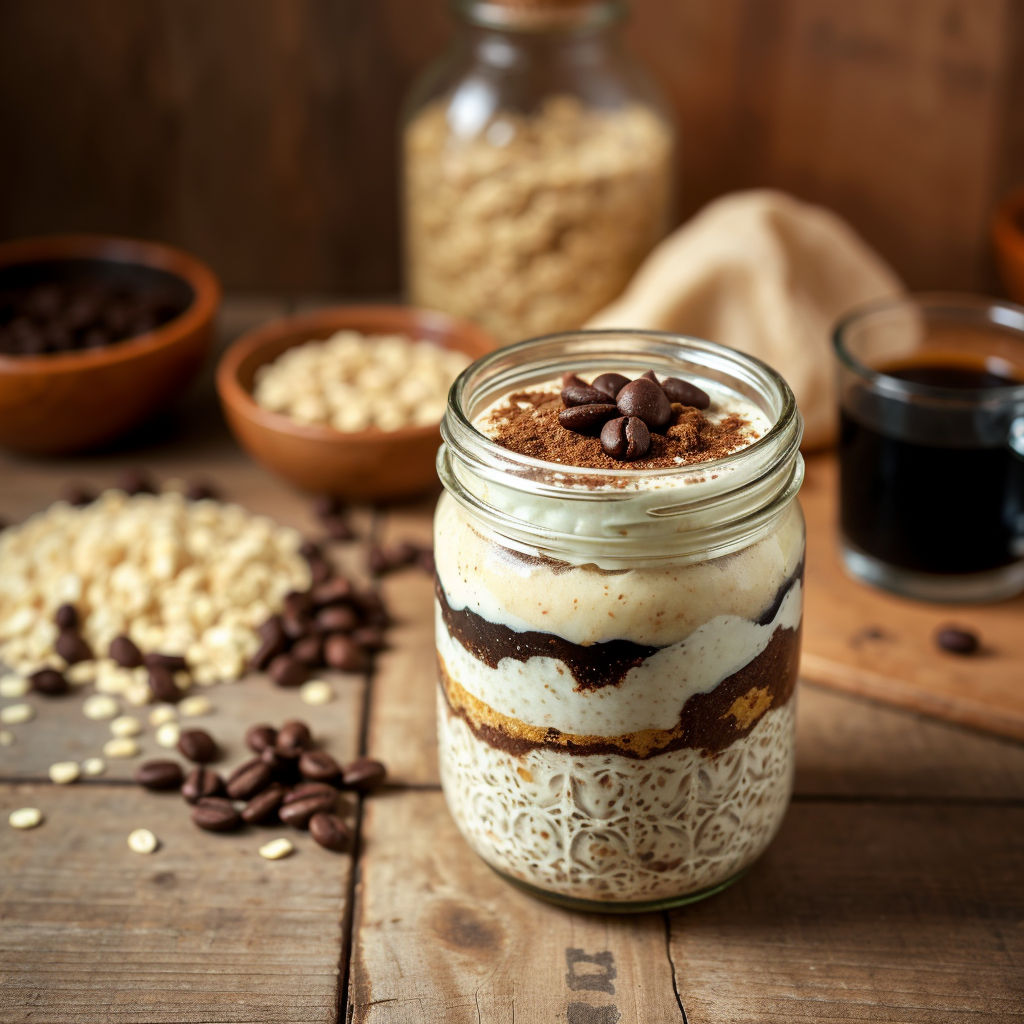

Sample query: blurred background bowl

[216,304,496,501]
[992,184,1024,305]
[0,234,220,456]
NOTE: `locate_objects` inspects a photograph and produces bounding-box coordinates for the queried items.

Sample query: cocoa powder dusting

[487,390,758,469]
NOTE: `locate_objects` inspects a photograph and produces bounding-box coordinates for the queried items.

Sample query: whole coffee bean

[268,654,307,688]
[109,634,144,669]
[308,556,333,585]
[321,514,355,541]
[191,797,241,832]
[61,484,95,507]
[182,767,224,804]
[600,416,651,461]
[145,652,188,673]
[309,812,352,853]
[245,723,278,754]
[134,759,184,791]
[241,783,286,824]
[185,480,219,501]
[311,577,354,607]
[276,720,313,758]
[299,539,322,561]
[283,781,339,804]
[54,604,78,630]
[355,592,389,628]
[299,750,342,783]
[936,626,979,655]
[616,378,672,431]
[117,469,155,496]
[291,634,324,666]
[557,403,620,436]
[660,376,710,409]
[258,614,286,641]
[280,792,336,829]
[177,728,219,764]
[367,546,394,577]
[30,668,69,697]
[591,372,631,399]
[226,758,273,800]
[639,369,660,382]
[282,610,310,640]
[351,626,385,651]
[260,747,287,771]
[341,758,387,794]
[283,591,312,619]
[324,634,367,672]
[560,371,590,389]
[250,631,286,672]
[55,630,92,665]
[148,665,184,704]
[560,384,609,407]
[316,605,358,633]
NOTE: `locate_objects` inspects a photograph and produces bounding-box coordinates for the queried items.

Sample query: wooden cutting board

[800,453,1024,742]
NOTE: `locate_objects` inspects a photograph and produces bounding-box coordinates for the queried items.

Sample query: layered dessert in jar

[435,332,805,910]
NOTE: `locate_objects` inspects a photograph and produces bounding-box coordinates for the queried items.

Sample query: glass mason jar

[434,330,805,911]
[402,0,675,345]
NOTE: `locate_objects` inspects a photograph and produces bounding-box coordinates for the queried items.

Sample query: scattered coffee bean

[191,797,241,832]
[282,609,311,640]
[298,750,342,783]
[116,469,155,496]
[283,781,338,805]
[309,812,352,853]
[369,544,418,577]
[591,372,631,400]
[284,591,312,619]
[258,837,295,860]
[661,376,710,409]
[291,634,324,666]
[310,577,353,607]
[276,720,313,758]
[109,634,144,669]
[615,378,672,431]
[134,760,184,791]
[560,384,609,407]
[560,371,590,389]
[54,604,78,630]
[177,728,219,764]
[185,480,219,501]
[144,652,188,673]
[324,634,366,672]
[600,416,651,461]
[935,626,979,655]
[30,668,69,697]
[417,549,435,576]
[557,403,620,435]
[267,654,307,689]
[148,665,185,704]
[341,758,387,794]
[61,484,95,507]
[280,792,336,829]
[226,758,273,800]
[351,626,386,651]
[250,630,286,672]
[127,828,159,854]
[245,723,278,754]
[313,494,344,519]
[316,605,358,633]
[55,630,92,665]
[242,783,286,824]
[308,556,333,585]
[182,767,225,804]
[321,514,355,541]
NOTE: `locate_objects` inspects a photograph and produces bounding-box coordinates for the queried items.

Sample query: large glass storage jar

[403,0,675,345]
[434,331,805,911]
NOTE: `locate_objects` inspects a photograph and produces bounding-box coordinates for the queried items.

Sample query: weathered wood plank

[348,789,685,1024]
[668,801,1024,1023]
[0,781,354,1023]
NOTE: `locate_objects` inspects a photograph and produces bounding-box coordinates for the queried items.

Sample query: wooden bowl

[0,235,220,455]
[216,305,497,501]
[992,184,1024,304]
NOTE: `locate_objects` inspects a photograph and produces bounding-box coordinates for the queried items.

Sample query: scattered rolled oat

[110,715,142,738]
[0,729,13,746]
[0,674,29,698]
[1,703,34,724]
[9,807,43,829]
[155,722,181,748]
[258,837,295,860]
[127,828,159,854]
[83,694,120,721]
[178,694,213,718]
[103,737,140,759]
[300,680,335,706]
[81,757,106,776]
[49,761,81,785]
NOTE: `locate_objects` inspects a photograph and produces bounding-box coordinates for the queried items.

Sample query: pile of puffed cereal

[252,329,470,432]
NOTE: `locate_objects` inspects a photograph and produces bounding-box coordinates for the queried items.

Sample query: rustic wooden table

[2,300,1023,1023]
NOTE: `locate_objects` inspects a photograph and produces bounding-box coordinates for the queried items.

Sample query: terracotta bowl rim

[0,233,221,374]
[992,183,1024,258]
[216,303,496,447]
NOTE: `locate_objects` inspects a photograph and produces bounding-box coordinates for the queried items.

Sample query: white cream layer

[437,579,800,737]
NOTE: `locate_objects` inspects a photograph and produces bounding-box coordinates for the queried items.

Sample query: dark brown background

[0,0,1021,295]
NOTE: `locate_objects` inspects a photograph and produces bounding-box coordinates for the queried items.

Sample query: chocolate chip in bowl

[216,305,496,501]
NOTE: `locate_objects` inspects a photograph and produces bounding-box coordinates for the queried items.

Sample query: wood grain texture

[669,801,1024,1023]
[348,789,685,1024]
[0,781,354,1023]
[800,453,1024,742]
[0,1,1021,292]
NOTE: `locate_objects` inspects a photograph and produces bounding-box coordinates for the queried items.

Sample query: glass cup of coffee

[834,293,1024,602]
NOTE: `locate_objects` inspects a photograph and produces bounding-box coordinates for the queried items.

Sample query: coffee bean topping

[55,630,92,665]
[341,757,387,794]
[639,369,659,382]
[936,626,979,655]
[299,750,342,784]
[275,720,313,759]
[661,376,711,409]
[29,668,69,697]
[245,724,278,754]
[241,783,286,824]
[560,371,590,389]
[191,797,241,832]
[600,416,651,461]
[591,372,631,400]
[148,665,185,704]
[557,403,620,436]
[615,378,672,431]
[561,384,610,408]
[309,812,352,852]
[182,767,224,804]
[134,760,184,791]
[225,758,273,800]
[54,604,78,630]
[177,728,219,764]
[109,634,144,669]
[267,654,307,689]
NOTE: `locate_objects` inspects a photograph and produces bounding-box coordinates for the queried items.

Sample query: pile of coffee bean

[0,277,186,356]
[557,370,711,462]
[133,718,385,853]
[312,495,355,542]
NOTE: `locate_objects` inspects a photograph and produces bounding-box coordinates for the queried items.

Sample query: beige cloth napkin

[586,190,904,450]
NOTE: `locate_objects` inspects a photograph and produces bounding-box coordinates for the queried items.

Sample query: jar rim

[454,0,627,32]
